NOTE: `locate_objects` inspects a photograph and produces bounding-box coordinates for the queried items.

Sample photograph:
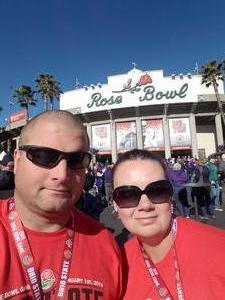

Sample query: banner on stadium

[9,109,27,123]
[116,121,137,152]
[169,118,191,150]
[142,119,164,150]
[91,124,111,154]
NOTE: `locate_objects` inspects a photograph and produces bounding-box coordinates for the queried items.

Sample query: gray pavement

[100,202,225,245]
[204,201,225,230]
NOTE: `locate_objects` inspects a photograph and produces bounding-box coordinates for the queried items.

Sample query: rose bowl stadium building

[1,67,224,161]
[60,66,225,163]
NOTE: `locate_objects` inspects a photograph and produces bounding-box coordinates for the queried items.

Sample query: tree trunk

[44,96,48,112]
[25,106,29,122]
[213,81,225,129]
[50,97,53,111]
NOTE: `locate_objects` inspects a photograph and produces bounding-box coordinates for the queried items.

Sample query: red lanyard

[8,198,75,299]
[140,219,185,300]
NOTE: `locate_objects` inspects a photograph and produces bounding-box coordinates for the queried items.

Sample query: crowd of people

[67,153,225,222]
[0,110,225,299]
[1,143,225,223]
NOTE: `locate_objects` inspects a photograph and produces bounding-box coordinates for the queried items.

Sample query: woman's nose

[137,194,155,210]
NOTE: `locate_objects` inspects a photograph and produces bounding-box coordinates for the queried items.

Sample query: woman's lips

[134,216,157,224]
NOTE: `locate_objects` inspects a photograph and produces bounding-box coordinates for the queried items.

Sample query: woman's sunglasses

[113,180,173,208]
[19,145,91,170]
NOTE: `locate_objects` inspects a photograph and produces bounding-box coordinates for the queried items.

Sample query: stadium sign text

[86,83,189,108]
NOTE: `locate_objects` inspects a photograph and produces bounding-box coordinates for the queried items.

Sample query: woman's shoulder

[122,236,139,254]
[176,217,225,243]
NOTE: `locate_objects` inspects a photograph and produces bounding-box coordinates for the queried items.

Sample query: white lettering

[11,222,17,232]
[0,285,30,300]
[17,242,25,254]
[152,276,160,287]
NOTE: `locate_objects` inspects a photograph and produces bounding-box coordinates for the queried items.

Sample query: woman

[112,149,225,300]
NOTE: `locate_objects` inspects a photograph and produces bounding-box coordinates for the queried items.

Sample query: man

[0,153,15,199]
[206,155,223,213]
[103,163,113,204]
[217,153,225,180]
[0,110,122,299]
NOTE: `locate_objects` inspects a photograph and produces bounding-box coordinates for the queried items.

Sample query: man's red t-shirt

[121,217,225,300]
[0,199,122,300]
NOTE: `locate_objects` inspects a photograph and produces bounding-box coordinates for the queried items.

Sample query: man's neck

[13,197,71,233]
[139,230,174,264]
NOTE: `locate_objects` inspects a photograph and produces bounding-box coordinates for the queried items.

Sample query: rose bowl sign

[9,110,27,123]
[60,68,221,114]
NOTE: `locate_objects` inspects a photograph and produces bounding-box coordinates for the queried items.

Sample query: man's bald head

[19,110,89,149]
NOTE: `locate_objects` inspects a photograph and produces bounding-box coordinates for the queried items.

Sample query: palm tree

[35,73,63,111]
[13,85,36,120]
[201,60,225,127]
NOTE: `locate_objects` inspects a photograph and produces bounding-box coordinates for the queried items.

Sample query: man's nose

[50,159,70,181]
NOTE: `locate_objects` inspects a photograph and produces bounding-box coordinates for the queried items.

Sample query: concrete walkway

[100,202,225,245]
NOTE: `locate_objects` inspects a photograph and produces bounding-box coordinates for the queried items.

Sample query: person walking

[104,163,113,204]
[168,162,190,218]
[191,160,212,219]
[0,110,122,299]
[207,155,223,213]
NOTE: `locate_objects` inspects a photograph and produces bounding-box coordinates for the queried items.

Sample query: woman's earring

[170,203,174,216]
[112,203,119,218]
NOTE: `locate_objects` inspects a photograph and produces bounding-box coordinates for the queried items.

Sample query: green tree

[13,85,36,120]
[35,73,63,111]
[201,60,225,127]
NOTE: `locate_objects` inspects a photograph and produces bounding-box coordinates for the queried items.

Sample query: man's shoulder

[0,199,10,237]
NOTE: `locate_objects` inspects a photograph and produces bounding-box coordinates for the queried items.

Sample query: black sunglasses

[113,180,173,208]
[19,145,91,170]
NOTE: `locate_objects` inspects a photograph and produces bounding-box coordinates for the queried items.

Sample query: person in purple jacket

[168,162,190,218]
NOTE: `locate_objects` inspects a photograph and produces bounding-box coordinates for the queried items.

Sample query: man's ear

[13,149,21,173]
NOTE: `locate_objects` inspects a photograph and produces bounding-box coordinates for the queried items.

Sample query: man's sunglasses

[113,180,173,208]
[19,145,91,170]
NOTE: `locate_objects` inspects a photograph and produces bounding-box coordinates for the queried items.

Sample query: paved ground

[100,201,225,245]
[205,201,225,229]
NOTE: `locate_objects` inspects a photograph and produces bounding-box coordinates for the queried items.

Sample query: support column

[215,114,224,146]
[189,113,198,158]
[163,116,171,159]
[111,121,117,163]
[136,117,143,149]
[16,137,20,149]
[86,123,92,147]
[86,123,96,164]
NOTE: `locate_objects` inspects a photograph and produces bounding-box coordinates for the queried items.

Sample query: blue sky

[0,0,225,125]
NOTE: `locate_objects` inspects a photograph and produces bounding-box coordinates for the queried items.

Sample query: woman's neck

[139,230,174,264]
